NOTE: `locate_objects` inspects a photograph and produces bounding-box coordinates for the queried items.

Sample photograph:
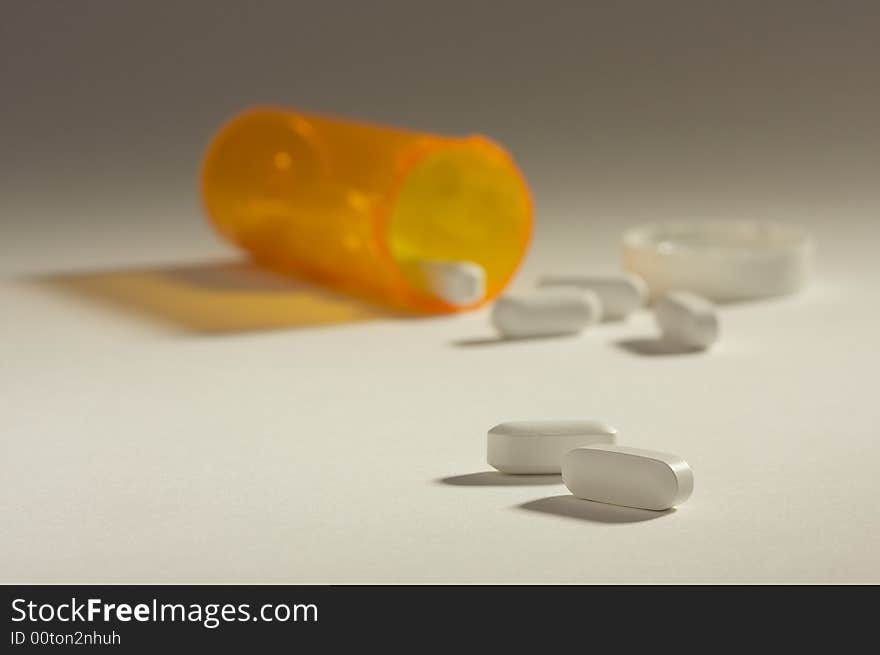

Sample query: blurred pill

[488,420,617,474]
[538,273,647,320]
[491,289,600,338]
[655,291,719,349]
[562,444,693,510]
[404,259,486,306]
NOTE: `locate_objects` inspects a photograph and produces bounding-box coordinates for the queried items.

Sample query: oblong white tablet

[655,291,719,349]
[488,420,617,474]
[402,258,486,306]
[491,290,601,338]
[562,444,693,510]
[537,273,647,320]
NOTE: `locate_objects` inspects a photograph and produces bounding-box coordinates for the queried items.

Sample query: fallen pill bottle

[201,107,533,313]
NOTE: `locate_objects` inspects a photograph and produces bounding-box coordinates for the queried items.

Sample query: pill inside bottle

[488,420,617,474]
[491,290,601,339]
[400,259,486,307]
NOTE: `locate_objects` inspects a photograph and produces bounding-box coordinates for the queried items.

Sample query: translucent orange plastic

[201,107,533,313]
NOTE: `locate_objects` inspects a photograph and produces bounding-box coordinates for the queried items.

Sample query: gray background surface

[2,1,879,582]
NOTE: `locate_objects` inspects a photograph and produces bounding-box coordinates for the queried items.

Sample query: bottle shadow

[518,495,675,523]
[437,471,564,487]
[29,258,395,335]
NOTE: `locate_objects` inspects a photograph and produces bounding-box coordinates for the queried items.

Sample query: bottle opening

[384,138,533,311]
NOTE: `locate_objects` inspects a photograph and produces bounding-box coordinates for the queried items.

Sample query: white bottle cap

[622,220,814,302]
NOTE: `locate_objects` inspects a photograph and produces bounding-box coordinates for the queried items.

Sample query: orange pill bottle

[201,107,533,313]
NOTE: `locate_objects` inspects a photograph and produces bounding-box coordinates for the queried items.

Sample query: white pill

[403,259,486,306]
[491,290,601,338]
[488,420,617,474]
[562,444,693,510]
[654,291,719,349]
[538,273,648,320]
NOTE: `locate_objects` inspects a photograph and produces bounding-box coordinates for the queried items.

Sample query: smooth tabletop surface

[3,194,879,584]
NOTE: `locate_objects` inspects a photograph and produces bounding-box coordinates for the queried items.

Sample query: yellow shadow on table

[33,259,390,335]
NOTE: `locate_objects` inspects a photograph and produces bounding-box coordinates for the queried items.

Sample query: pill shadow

[29,258,394,335]
[452,334,582,348]
[518,495,674,523]
[615,337,704,357]
[438,472,564,487]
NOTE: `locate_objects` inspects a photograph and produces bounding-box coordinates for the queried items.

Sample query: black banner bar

[1,585,872,650]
